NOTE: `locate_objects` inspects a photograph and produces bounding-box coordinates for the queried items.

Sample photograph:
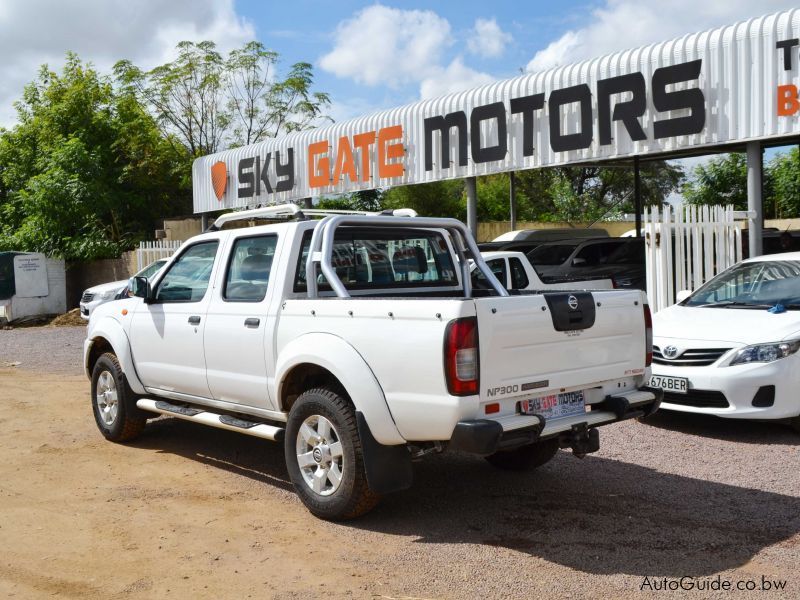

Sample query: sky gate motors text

[424,59,705,170]
[234,59,705,199]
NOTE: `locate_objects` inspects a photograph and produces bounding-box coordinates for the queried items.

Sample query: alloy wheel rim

[96,371,119,426]
[295,415,344,496]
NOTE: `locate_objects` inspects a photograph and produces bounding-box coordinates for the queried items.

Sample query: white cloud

[420,57,495,99]
[0,0,254,127]
[527,0,800,72]
[467,18,512,58]
[319,5,452,88]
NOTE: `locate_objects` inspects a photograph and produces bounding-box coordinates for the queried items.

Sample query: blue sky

[229,0,798,126]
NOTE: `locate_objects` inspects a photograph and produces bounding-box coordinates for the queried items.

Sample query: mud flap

[356,412,413,494]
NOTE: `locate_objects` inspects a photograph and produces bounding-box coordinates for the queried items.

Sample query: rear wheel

[791,416,800,434]
[91,353,146,442]
[284,388,379,520]
[485,439,559,471]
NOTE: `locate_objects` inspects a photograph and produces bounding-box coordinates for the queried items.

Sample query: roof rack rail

[206,203,417,231]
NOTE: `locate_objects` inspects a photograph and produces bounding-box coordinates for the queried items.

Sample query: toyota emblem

[567,295,579,310]
[663,345,679,359]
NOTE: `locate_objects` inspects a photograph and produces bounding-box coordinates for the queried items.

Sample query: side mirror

[572,257,587,266]
[132,276,153,303]
[675,289,692,303]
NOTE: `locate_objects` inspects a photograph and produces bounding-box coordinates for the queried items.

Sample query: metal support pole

[746,141,763,257]
[466,176,478,239]
[509,172,517,231]
[634,156,642,238]
[303,197,313,209]
[200,213,209,231]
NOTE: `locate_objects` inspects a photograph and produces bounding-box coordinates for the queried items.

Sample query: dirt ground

[1,327,799,599]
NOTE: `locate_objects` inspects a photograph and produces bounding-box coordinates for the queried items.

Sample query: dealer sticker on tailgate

[520,391,585,420]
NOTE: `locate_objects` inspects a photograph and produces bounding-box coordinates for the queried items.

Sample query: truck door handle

[244,317,260,328]
[188,316,201,325]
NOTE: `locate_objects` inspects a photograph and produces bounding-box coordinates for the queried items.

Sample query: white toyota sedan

[651,252,800,431]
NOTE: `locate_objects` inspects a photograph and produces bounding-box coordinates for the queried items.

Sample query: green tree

[382,179,466,220]
[0,54,190,260]
[682,153,750,210]
[770,148,800,218]
[115,40,331,155]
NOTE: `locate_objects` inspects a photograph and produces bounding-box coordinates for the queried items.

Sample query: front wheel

[284,388,379,520]
[485,439,559,471]
[91,353,146,442]
[791,416,800,434]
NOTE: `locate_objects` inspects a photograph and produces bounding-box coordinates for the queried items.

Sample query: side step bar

[137,399,285,442]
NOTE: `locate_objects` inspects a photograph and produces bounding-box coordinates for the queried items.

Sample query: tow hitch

[559,423,599,458]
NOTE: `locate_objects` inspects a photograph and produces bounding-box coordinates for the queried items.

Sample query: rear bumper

[448,388,661,455]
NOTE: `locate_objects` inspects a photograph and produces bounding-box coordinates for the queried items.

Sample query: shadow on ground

[132,416,800,579]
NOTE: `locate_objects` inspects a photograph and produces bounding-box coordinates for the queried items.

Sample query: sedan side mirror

[675,289,692,303]
[572,257,587,266]
[132,276,154,304]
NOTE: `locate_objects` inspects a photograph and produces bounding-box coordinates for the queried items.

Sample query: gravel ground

[0,324,86,373]
[0,326,798,599]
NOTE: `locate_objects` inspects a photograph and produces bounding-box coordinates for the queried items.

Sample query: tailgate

[475,291,646,399]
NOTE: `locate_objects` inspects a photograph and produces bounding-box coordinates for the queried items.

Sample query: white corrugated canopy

[193,8,800,213]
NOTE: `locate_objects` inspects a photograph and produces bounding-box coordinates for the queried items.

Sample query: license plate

[649,374,688,394]
[520,391,585,420]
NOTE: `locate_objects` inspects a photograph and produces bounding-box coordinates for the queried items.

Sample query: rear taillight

[444,317,479,396]
[643,304,653,367]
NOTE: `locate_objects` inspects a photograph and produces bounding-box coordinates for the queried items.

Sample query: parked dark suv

[526,237,645,289]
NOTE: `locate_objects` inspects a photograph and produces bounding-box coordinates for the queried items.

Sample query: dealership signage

[193,9,800,213]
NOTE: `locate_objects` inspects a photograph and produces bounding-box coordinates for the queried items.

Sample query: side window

[509,258,529,289]
[224,235,278,302]
[487,259,508,286]
[154,241,219,303]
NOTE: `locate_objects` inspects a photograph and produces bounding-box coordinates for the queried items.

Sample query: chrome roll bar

[304,215,509,299]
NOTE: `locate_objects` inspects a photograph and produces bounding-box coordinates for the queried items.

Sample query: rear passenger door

[203,233,281,411]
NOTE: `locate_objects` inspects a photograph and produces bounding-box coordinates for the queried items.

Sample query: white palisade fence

[644,204,742,313]
[135,240,182,272]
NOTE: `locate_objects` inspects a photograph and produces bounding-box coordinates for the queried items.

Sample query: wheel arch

[275,333,405,445]
[84,317,146,394]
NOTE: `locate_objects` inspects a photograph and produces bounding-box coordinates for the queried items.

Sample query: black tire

[284,388,379,520]
[791,416,800,434]
[91,352,146,442]
[485,439,559,471]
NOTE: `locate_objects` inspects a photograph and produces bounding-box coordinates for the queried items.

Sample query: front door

[129,240,220,398]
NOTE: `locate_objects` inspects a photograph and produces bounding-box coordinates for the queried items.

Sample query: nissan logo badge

[663,345,678,359]
[567,295,579,310]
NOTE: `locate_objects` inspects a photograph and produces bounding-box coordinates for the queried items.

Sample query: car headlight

[98,290,118,300]
[727,340,800,366]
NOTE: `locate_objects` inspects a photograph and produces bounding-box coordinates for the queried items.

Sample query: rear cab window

[293,227,459,294]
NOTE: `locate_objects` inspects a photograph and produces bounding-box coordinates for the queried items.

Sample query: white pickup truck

[473,251,614,292]
[84,205,660,520]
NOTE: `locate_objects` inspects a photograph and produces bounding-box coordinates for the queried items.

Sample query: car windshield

[527,243,579,265]
[136,259,167,279]
[684,260,800,308]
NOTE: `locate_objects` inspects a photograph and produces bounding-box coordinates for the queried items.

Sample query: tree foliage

[0,54,191,260]
[115,40,331,155]
[333,161,683,223]
[682,151,800,219]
